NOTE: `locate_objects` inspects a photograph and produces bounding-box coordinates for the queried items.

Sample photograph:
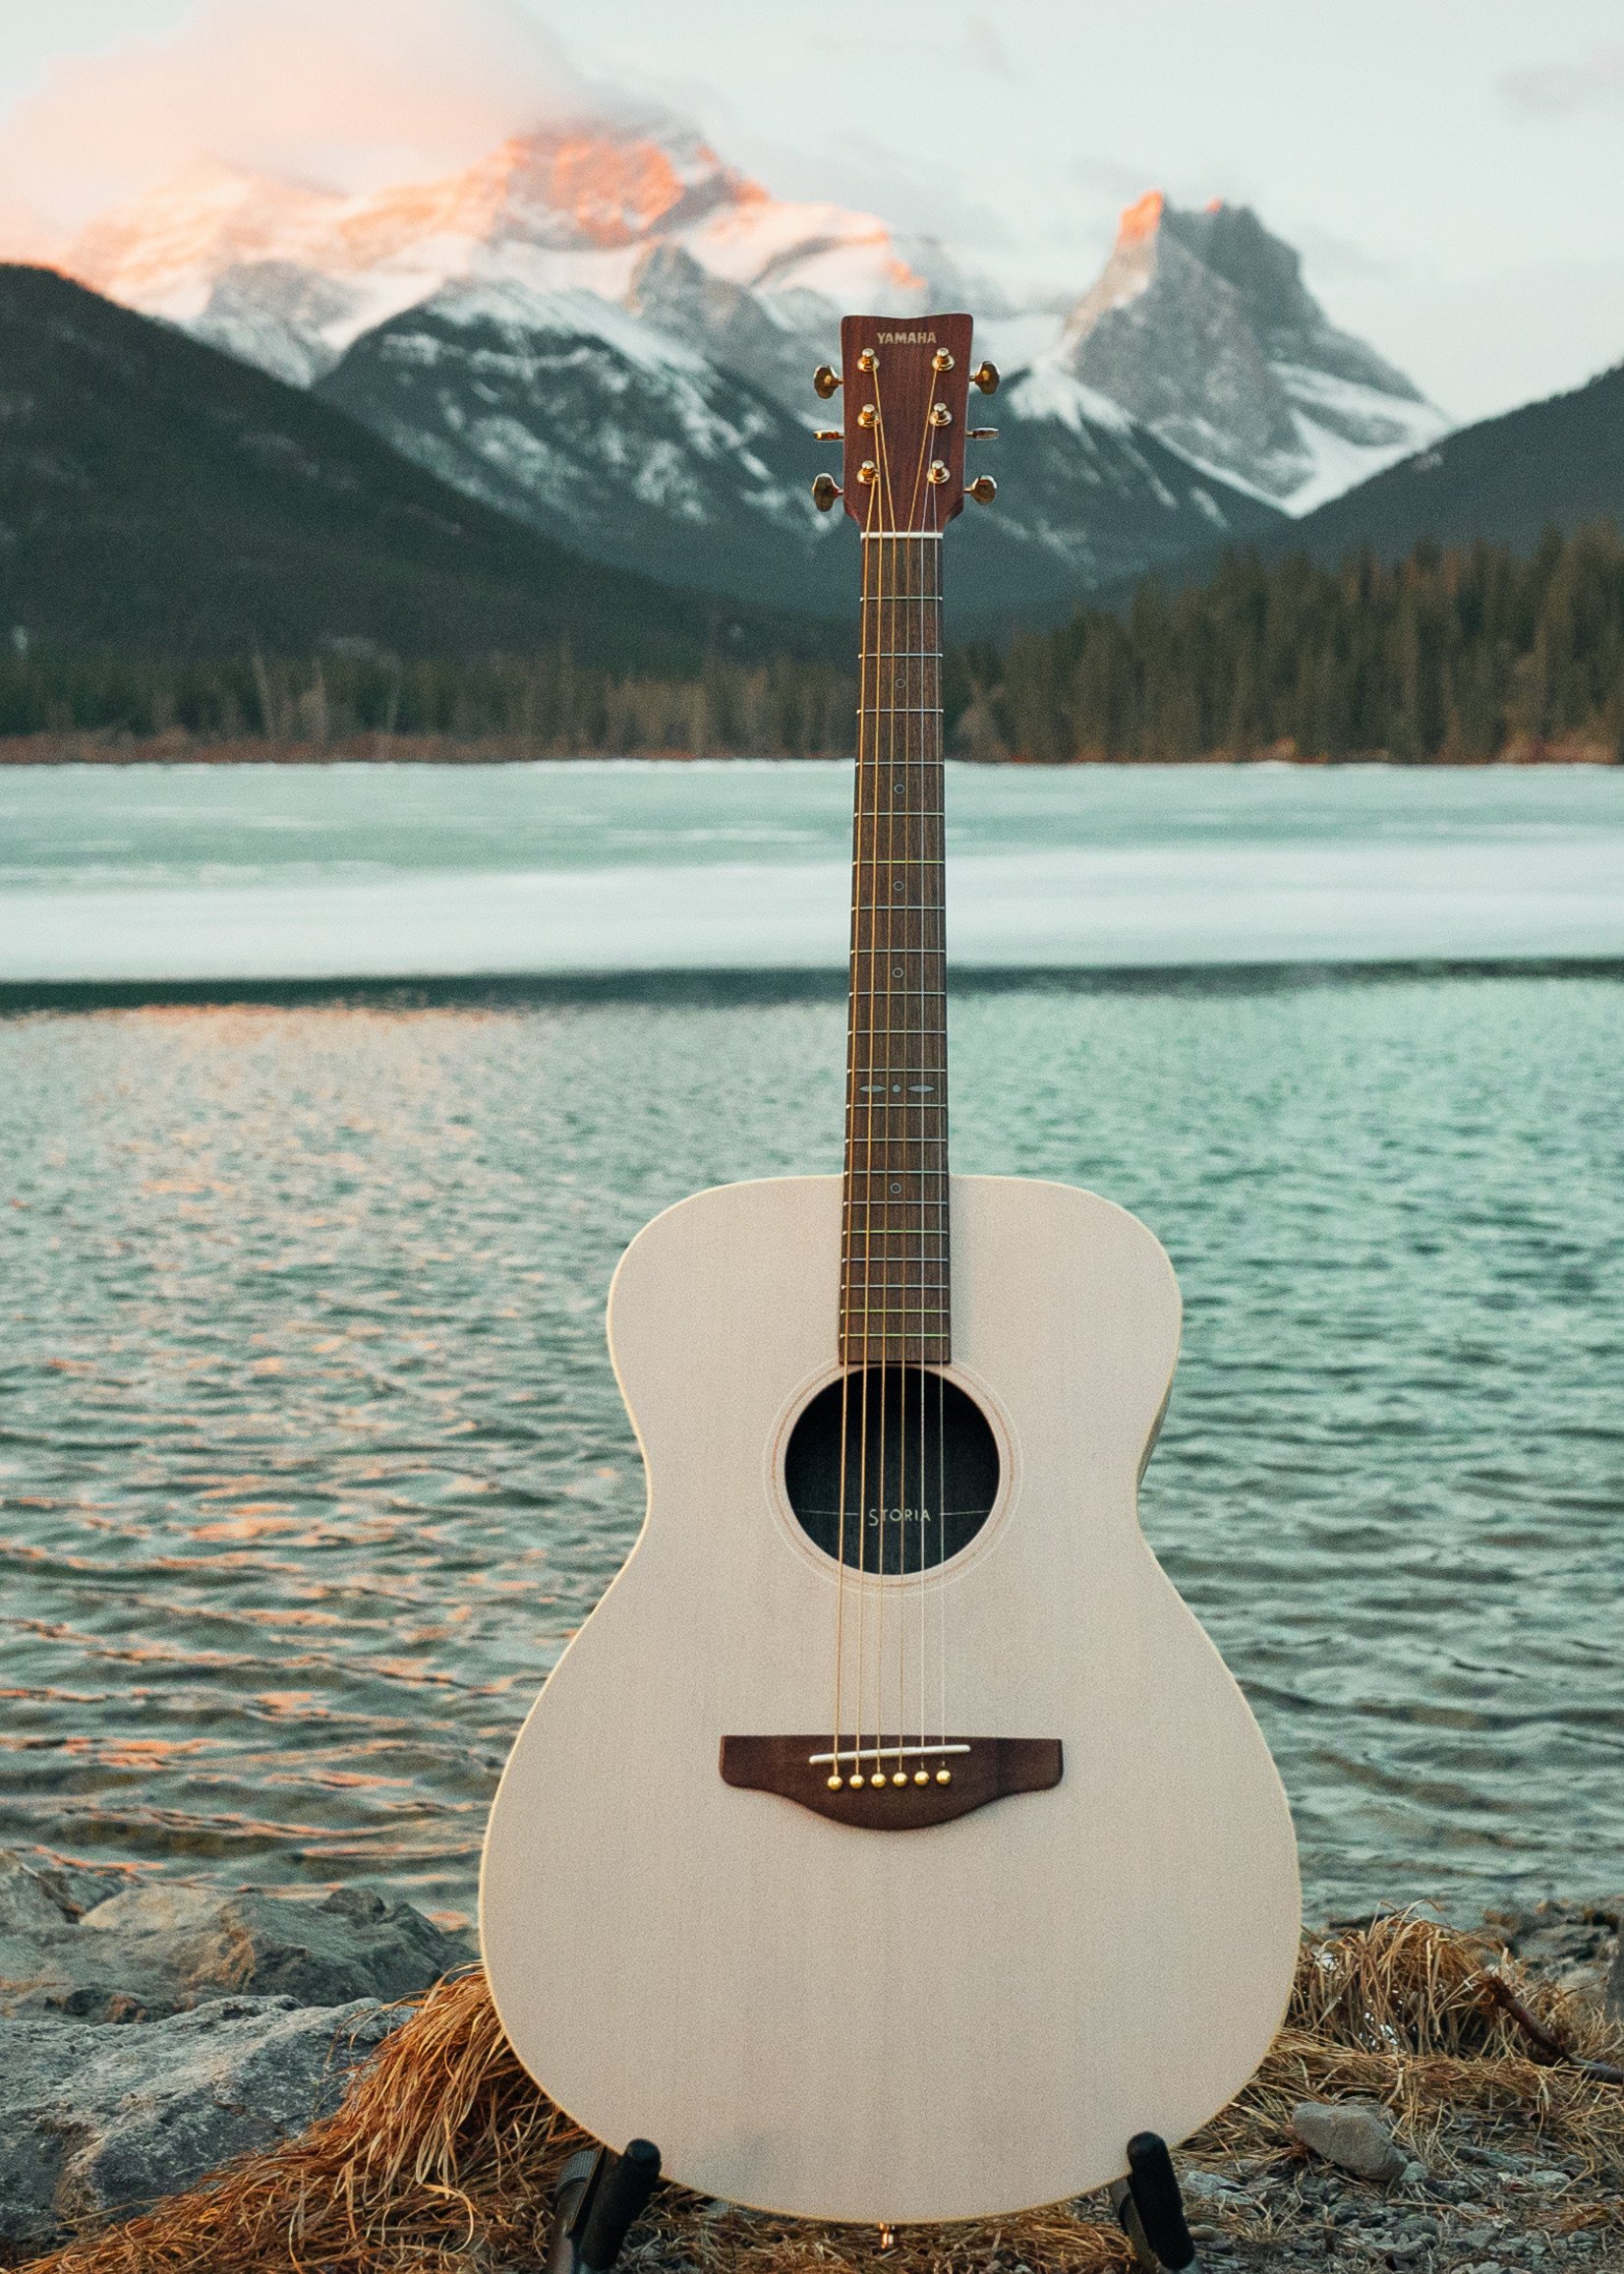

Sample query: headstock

[809,313,999,533]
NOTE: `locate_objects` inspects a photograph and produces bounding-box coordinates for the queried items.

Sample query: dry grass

[1213,1910,1624,2176]
[20,1916,1624,2274]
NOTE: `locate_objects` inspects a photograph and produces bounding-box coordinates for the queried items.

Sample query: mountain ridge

[1269,354,1624,565]
[0,262,838,667]
[37,114,1446,613]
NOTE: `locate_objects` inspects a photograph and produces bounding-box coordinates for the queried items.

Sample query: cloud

[1292,225,1406,286]
[1497,47,1624,118]
[964,18,1015,82]
[0,0,605,232]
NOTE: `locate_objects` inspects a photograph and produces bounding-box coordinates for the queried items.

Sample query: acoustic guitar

[482,313,1300,2227]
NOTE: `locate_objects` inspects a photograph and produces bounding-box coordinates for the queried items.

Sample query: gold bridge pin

[935,1768,953,1785]
[826,1774,843,1790]
[913,1769,930,1785]
[891,1771,909,1786]
[849,1773,865,1788]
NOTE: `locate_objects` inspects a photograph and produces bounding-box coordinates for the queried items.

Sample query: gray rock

[0,1851,127,1934]
[1485,1898,1622,2007]
[1290,2098,1410,2185]
[1182,2169,1248,2200]
[0,1993,402,2245]
[0,1849,473,2022]
[1605,1931,1624,2020]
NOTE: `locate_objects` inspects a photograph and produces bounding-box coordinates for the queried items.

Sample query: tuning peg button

[971,361,1001,395]
[811,473,842,510]
[968,428,999,439]
[967,474,998,504]
[813,365,841,399]
[813,429,841,441]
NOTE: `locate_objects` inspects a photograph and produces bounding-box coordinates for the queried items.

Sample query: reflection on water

[1,972,1621,1922]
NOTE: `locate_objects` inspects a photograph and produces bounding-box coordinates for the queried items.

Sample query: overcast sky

[1,0,1622,423]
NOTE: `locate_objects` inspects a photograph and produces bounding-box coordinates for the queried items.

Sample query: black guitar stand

[542,2128,1195,2274]
[1110,2132,1199,2272]
[545,2138,663,2274]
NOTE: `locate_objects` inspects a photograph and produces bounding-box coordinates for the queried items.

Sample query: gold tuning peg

[968,427,999,439]
[813,429,841,441]
[813,366,841,399]
[970,361,1000,394]
[967,474,998,504]
[811,473,842,510]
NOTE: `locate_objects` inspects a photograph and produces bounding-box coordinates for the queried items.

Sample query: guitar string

[871,378,897,1781]
[852,392,889,1785]
[917,497,937,1767]
[900,394,936,1785]
[928,516,941,1755]
[831,358,875,1787]
[882,374,931,1786]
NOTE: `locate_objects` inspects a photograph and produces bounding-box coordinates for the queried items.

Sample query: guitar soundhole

[783,1367,1001,1575]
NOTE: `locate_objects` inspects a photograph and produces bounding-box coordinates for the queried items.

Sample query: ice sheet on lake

[6,834,1624,981]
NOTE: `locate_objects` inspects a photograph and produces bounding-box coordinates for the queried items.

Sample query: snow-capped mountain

[62,123,944,395]
[55,118,1443,610]
[1056,192,1447,509]
[312,271,1280,615]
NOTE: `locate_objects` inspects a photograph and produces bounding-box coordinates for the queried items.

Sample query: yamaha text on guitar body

[482,314,1300,2225]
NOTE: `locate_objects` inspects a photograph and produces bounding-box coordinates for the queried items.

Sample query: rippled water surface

[3,971,1621,1924]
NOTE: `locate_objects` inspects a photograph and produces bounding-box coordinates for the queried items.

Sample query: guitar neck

[840,530,950,1369]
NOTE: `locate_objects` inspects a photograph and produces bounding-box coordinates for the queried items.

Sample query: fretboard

[840,532,949,1368]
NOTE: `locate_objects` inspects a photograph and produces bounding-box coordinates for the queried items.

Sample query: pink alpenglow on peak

[1116,189,1166,246]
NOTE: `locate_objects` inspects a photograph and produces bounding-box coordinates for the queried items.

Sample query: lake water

[1,761,1621,1927]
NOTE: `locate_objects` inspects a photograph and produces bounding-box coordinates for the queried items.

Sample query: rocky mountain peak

[1056,191,1445,506]
[1160,198,1421,399]
[383,118,766,256]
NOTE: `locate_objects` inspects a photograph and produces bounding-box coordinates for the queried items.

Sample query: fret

[847,1145,949,1158]
[837,1282,951,1301]
[843,1312,952,1322]
[841,1237,955,1254]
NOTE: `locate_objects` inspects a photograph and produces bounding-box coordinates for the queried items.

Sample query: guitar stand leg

[1109,2132,1197,2273]
[547,2137,662,2274]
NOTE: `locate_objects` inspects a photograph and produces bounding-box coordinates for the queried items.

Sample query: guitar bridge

[720,1735,1062,1829]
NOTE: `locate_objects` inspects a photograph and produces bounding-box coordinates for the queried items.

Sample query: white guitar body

[481,1171,1300,2225]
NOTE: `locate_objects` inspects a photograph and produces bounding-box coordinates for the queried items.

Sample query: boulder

[0,1851,127,1934]
[1291,2098,1410,2184]
[0,1851,474,2022]
[0,1994,403,2246]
